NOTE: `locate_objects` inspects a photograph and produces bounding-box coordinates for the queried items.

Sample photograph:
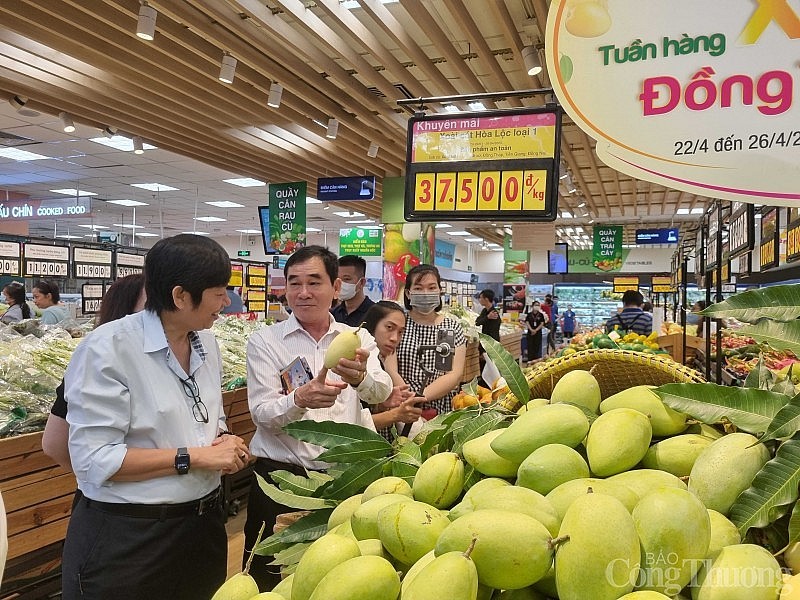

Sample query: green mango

[555,492,640,600]
[531,564,558,598]
[291,534,361,600]
[691,544,781,600]
[376,500,450,565]
[361,476,413,502]
[271,573,293,598]
[462,485,560,537]
[462,430,521,478]
[599,385,688,436]
[550,369,602,413]
[491,403,590,464]
[402,544,479,600]
[607,469,687,501]
[327,494,363,530]
[462,477,512,501]
[400,550,436,596]
[307,555,400,600]
[618,593,672,599]
[688,433,770,515]
[633,487,711,595]
[546,477,638,521]
[586,408,652,476]
[251,594,288,600]
[350,493,412,541]
[518,398,549,414]
[210,573,259,600]
[412,452,465,509]
[641,434,714,477]
[685,423,724,439]
[435,509,553,590]
[495,587,547,599]
[356,538,391,561]
[516,443,590,495]
[706,509,741,560]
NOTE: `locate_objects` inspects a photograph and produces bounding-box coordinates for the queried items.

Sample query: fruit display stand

[462,331,523,383]
[221,387,256,517]
[657,333,705,366]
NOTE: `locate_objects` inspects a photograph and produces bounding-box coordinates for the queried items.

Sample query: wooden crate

[500,331,523,360]
[462,340,480,382]
[657,333,704,366]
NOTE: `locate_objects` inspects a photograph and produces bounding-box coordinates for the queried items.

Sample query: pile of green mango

[213,370,789,600]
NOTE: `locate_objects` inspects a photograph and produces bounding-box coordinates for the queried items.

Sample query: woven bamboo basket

[499,349,706,412]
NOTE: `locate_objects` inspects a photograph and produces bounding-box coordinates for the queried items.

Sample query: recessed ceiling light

[468,102,486,111]
[465,237,483,242]
[346,219,374,224]
[182,231,210,235]
[306,197,322,204]
[0,148,50,161]
[306,226,321,232]
[107,199,149,207]
[442,104,459,113]
[691,208,705,214]
[676,208,690,215]
[112,223,144,229]
[56,234,83,240]
[135,232,159,237]
[90,136,157,152]
[236,229,262,234]
[50,189,97,196]
[487,243,500,248]
[77,224,109,230]
[333,211,364,218]
[447,231,472,236]
[561,212,572,218]
[131,183,179,192]
[194,216,227,222]
[223,177,266,187]
[435,223,452,229]
[205,201,245,208]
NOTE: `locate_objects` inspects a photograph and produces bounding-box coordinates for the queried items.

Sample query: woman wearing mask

[525,300,548,362]
[395,265,466,416]
[1,281,31,324]
[32,280,70,325]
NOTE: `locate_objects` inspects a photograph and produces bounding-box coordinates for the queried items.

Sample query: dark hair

[403,264,442,312]
[338,255,367,278]
[3,282,31,319]
[98,274,145,325]
[33,280,60,303]
[284,245,338,284]
[642,301,653,313]
[479,289,495,303]
[144,234,231,314]
[622,289,644,307]
[363,300,406,336]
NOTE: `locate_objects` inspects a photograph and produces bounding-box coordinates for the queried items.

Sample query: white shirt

[247,313,392,470]
[65,310,225,503]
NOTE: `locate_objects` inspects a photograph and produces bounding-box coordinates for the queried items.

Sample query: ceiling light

[182,231,210,235]
[465,237,483,242]
[565,227,573,233]
[77,224,109,230]
[676,208,690,215]
[205,201,244,208]
[326,118,339,139]
[323,205,330,210]
[135,232,159,237]
[588,218,595,224]
[306,226,322,232]
[487,243,500,248]
[442,104,459,113]
[435,224,452,229]
[306,197,321,204]
[333,211,364,218]
[577,201,586,208]
[521,45,542,76]
[131,183,179,192]
[59,112,75,133]
[223,177,266,187]
[346,219,374,224]
[218,53,237,84]
[107,199,149,207]
[367,142,379,158]
[136,1,157,40]
[9,95,39,117]
[0,148,49,161]
[50,188,97,196]
[132,136,144,154]
[576,227,584,233]
[236,229,261,234]
[559,171,568,180]
[56,234,83,240]
[90,135,157,151]
[504,227,513,235]
[468,102,486,111]
[562,211,572,218]
[567,185,577,193]
[447,231,472,236]
[113,223,144,229]
[268,82,283,108]
[691,208,705,214]
[195,216,227,222]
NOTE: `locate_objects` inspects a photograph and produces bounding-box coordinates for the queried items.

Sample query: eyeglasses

[180,374,209,423]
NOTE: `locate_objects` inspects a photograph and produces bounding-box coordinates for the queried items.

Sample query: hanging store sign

[73,247,112,279]
[0,241,21,276]
[694,226,705,276]
[23,243,69,277]
[0,197,92,222]
[229,263,244,287]
[729,202,754,259]
[404,107,562,222]
[247,289,266,312]
[545,1,800,206]
[81,284,104,314]
[246,264,267,288]
[786,207,800,263]
[651,276,673,293]
[592,225,623,272]
[339,227,382,256]
[269,182,306,254]
[635,228,679,245]
[760,207,779,271]
[434,239,456,269]
[706,209,720,273]
[613,276,640,293]
[115,252,144,278]
[318,176,375,201]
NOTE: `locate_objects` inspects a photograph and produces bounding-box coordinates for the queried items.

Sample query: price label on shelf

[25,260,68,277]
[75,263,112,279]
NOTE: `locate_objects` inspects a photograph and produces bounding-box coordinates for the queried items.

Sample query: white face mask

[410,292,440,314]
[339,281,358,301]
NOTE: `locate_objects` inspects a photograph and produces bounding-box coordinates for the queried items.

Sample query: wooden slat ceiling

[0,0,711,247]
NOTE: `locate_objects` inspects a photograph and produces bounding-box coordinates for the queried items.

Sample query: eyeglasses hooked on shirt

[180,374,209,423]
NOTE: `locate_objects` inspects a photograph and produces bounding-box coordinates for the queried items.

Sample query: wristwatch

[174,447,190,475]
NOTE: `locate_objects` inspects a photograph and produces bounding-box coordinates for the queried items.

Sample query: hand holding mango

[294,367,347,410]
[324,327,369,387]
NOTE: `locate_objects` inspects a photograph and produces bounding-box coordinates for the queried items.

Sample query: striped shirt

[605,308,653,335]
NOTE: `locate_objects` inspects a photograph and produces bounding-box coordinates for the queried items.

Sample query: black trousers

[243,457,310,592]
[62,494,226,600]
[527,331,543,360]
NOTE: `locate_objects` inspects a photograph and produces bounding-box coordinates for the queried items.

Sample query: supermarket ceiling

[0,0,711,247]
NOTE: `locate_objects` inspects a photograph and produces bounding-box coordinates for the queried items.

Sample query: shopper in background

[1,281,31,324]
[42,274,146,472]
[244,245,392,590]
[560,304,578,338]
[605,289,653,335]
[32,280,70,324]
[687,300,707,337]
[331,255,374,327]
[62,235,249,600]
[222,286,244,314]
[543,295,557,353]
[363,301,426,440]
[475,289,501,341]
[396,264,466,416]
[525,300,548,362]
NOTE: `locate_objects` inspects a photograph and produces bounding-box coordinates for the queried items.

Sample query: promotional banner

[268,181,306,254]
[592,225,623,271]
[503,234,529,284]
[434,239,457,269]
[0,197,91,222]
[569,248,674,273]
[339,227,382,256]
[546,1,800,206]
[318,176,375,201]
[383,223,422,301]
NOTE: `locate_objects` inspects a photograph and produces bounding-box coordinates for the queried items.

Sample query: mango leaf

[701,284,800,323]
[254,507,333,555]
[268,542,310,566]
[316,439,392,463]
[391,453,420,484]
[284,420,388,448]
[788,501,800,547]
[256,474,335,510]
[655,383,789,434]
[462,377,479,397]
[480,333,530,405]
[452,410,508,455]
[395,439,422,463]
[271,470,328,497]
[317,457,390,500]
[772,376,799,398]
[744,356,773,390]
[729,436,800,536]
[562,401,599,425]
[307,471,334,484]
[736,320,800,356]
[462,464,482,490]
[759,393,800,444]
[417,410,472,457]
